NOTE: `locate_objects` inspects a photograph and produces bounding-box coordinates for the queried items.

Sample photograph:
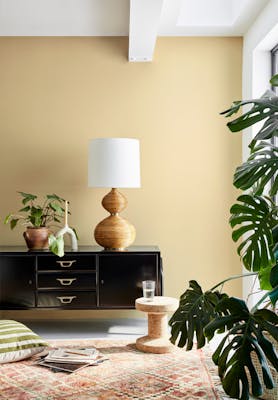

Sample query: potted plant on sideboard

[169,74,278,400]
[4,192,75,256]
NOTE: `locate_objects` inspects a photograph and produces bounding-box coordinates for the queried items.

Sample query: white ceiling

[0,0,270,61]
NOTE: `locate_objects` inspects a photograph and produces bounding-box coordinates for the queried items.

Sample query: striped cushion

[0,320,48,363]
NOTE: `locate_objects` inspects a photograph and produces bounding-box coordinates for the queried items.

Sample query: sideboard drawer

[37,291,97,308]
[0,246,162,310]
[37,273,96,290]
[37,255,96,271]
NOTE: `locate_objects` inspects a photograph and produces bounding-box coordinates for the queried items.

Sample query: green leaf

[18,192,37,205]
[4,214,11,224]
[49,202,63,215]
[19,206,31,213]
[47,194,65,203]
[4,192,69,232]
[233,142,278,196]
[169,280,227,350]
[29,207,43,227]
[269,271,278,306]
[10,219,19,230]
[229,195,276,271]
[270,73,278,87]
[221,90,278,143]
[251,115,278,143]
[270,264,278,287]
[254,309,278,331]
[273,226,278,257]
[71,227,79,240]
[204,297,278,400]
[258,266,273,290]
[48,234,64,257]
[269,287,278,307]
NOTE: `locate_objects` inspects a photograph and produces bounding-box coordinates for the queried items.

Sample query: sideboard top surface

[0,245,160,255]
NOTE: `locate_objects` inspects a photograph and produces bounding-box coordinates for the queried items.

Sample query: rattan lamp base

[94,188,136,250]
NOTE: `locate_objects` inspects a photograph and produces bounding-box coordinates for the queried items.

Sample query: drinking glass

[142,280,156,301]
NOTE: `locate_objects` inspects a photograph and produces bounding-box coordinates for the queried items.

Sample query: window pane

[271,45,278,203]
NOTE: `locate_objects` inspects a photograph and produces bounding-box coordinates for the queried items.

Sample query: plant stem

[251,284,278,313]
[210,272,258,292]
[246,275,258,305]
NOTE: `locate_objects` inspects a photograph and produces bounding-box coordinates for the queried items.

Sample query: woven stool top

[136,296,179,313]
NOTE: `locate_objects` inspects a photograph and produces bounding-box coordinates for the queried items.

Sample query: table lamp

[88,138,141,250]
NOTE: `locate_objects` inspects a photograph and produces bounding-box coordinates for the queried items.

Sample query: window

[271,44,278,92]
[271,44,278,204]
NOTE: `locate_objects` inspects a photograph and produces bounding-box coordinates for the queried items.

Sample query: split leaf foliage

[229,194,277,278]
[169,280,227,350]
[204,297,278,400]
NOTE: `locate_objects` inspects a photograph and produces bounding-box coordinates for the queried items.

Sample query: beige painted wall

[0,37,242,320]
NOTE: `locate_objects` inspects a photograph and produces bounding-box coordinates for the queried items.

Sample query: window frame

[271,43,278,78]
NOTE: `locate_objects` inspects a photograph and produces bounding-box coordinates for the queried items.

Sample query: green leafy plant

[170,75,278,400]
[4,192,65,229]
[4,192,75,256]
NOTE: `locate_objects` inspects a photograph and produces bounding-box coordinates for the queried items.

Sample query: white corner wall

[243,0,278,101]
[242,0,278,304]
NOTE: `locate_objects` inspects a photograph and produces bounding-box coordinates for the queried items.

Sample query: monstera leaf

[269,264,278,305]
[251,115,278,142]
[204,297,278,400]
[169,280,227,350]
[220,90,278,143]
[270,73,278,86]
[230,195,276,276]
[233,142,278,196]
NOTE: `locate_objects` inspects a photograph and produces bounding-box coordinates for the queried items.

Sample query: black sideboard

[0,246,163,310]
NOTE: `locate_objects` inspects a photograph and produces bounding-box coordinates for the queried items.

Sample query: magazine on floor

[44,347,99,363]
[34,347,108,373]
[37,360,93,373]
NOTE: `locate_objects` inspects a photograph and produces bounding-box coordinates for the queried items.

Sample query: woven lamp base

[94,188,136,250]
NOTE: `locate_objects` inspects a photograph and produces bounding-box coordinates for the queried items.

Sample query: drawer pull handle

[56,278,77,286]
[56,260,76,268]
[56,296,77,304]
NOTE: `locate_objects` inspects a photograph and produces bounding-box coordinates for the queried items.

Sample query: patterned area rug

[0,339,228,400]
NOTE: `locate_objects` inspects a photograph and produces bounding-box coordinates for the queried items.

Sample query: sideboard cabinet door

[99,254,161,308]
[0,256,35,308]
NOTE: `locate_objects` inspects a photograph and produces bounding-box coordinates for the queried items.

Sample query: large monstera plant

[170,74,278,400]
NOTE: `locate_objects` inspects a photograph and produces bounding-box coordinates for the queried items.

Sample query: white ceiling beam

[129,0,165,62]
[0,0,129,36]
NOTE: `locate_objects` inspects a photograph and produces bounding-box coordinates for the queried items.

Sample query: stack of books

[36,347,108,373]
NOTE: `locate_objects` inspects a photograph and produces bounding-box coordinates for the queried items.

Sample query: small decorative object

[48,200,78,257]
[88,138,141,250]
[169,74,278,400]
[142,280,156,301]
[135,296,179,354]
[4,192,76,256]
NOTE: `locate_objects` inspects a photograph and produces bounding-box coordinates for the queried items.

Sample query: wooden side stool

[135,296,179,354]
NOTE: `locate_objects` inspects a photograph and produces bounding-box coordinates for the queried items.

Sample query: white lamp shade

[88,138,141,188]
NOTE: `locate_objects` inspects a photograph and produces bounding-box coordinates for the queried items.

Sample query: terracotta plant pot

[23,227,49,250]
